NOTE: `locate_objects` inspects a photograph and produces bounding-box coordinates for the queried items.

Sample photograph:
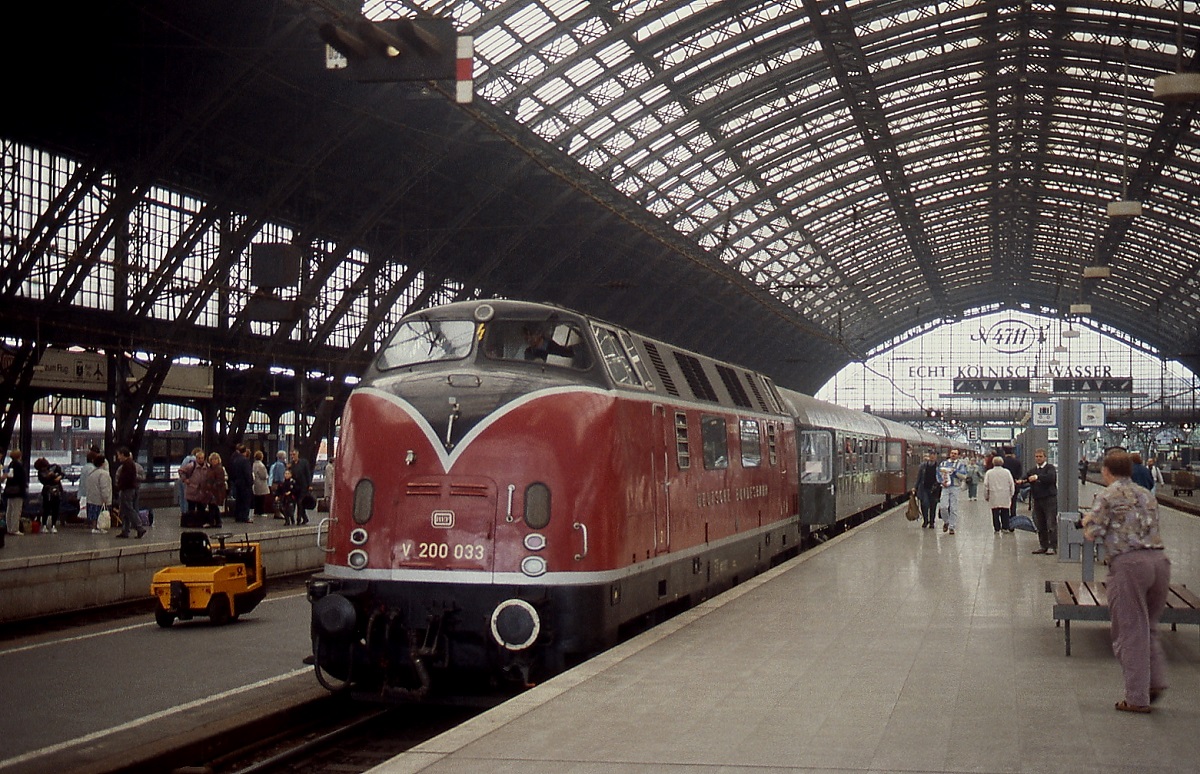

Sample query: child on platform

[277,468,299,526]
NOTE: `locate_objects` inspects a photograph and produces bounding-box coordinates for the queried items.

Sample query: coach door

[799,429,836,525]
[651,404,673,554]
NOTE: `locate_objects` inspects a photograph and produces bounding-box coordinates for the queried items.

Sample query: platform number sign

[1031,402,1056,427]
[70,416,89,430]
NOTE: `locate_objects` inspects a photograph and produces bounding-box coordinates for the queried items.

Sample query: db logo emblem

[431,510,454,529]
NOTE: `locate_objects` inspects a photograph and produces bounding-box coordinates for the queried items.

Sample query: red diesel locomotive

[306,299,957,700]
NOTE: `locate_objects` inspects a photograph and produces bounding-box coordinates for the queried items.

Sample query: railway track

[175,699,480,774]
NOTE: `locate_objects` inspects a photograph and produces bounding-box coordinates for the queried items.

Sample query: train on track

[306,299,965,701]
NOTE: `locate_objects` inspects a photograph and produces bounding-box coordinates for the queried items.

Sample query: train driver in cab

[523,323,575,362]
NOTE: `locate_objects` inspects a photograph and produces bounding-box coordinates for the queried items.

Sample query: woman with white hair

[983,455,1016,533]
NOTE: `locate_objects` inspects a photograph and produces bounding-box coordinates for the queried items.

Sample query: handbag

[97,509,111,531]
[905,492,920,521]
[301,493,317,510]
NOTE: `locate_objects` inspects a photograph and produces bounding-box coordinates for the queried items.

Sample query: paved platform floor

[375,482,1200,774]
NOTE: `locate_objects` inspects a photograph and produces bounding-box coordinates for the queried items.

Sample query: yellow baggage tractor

[151,531,266,627]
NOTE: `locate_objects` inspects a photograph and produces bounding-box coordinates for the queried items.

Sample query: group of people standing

[914,447,1059,552]
[1,445,146,539]
[912,443,1173,714]
[177,447,312,528]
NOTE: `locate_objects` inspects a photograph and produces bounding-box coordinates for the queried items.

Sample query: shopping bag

[97,509,111,530]
[905,493,920,521]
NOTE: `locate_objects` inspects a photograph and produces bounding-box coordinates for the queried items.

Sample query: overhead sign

[20,348,214,398]
[1081,402,1106,427]
[1053,378,1133,393]
[981,427,1014,441]
[953,378,1030,393]
[969,319,1040,354]
[1032,402,1056,427]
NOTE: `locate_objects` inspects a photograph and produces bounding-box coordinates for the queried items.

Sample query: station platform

[375,483,1200,774]
[0,504,326,623]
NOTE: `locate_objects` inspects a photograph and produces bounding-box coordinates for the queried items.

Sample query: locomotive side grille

[642,341,679,396]
[449,483,490,497]
[406,482,442,496]
[673,351,718,402]
[716,365,752,408]
[744,370,770,412]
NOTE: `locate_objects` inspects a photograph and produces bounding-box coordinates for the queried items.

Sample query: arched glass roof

[382,0,1200,365]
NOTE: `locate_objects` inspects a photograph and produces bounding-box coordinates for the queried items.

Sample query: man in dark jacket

[1003,450,1023,522]
[114,447,145,539]
[1024,448,1058,555]
[914,450,941,529]
[289,449,313,525]
[227,444,255,523]
[3,450,28,537]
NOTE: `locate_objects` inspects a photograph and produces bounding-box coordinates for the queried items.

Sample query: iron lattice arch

[409,0,1200,368]
[1,0,1198,439]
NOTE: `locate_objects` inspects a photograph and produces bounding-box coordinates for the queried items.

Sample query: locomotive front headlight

[348,549,369,570]
[523,533,546,551]
[350,528,368,546]
[353,479,374,525]
[520,555,547,577]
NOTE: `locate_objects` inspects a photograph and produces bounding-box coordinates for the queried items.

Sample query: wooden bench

[1045,580,1200,655]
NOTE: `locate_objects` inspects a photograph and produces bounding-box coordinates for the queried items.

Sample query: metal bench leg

[1065,620,1071,656]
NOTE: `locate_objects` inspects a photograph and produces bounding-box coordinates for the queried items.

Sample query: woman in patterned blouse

[1081,449,1170,713]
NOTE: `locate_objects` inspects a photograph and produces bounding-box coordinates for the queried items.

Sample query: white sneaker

[50,526,58,533]
[91,528,105,534]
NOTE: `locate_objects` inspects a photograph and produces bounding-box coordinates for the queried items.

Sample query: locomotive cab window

[739,419,761,467]
[700,415,728,470]
[801,430,833,484]
[377,318,477,370]
[592,325,641,386]
[482,320,593,369]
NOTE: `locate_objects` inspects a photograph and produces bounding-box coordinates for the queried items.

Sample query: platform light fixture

[1069,303,1092,314]
[1082,266,1112,278]
[1106,200,1142,217]
[1153,1,1200,102]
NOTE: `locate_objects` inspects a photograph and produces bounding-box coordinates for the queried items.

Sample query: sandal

[1114,700,1151,714]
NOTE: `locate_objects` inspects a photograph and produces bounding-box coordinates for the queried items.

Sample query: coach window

[592,325,641,386]
[739,419,761,467]
[800,430,832,484]
[886,441,903,471]
[701,416,728,470]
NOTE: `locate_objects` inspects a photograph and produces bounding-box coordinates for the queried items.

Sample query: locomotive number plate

[431,510,454,528]
[416,542,486,561]
[398,540,486,561]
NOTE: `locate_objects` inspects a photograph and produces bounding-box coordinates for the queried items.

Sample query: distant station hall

[2,2,1199,773]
